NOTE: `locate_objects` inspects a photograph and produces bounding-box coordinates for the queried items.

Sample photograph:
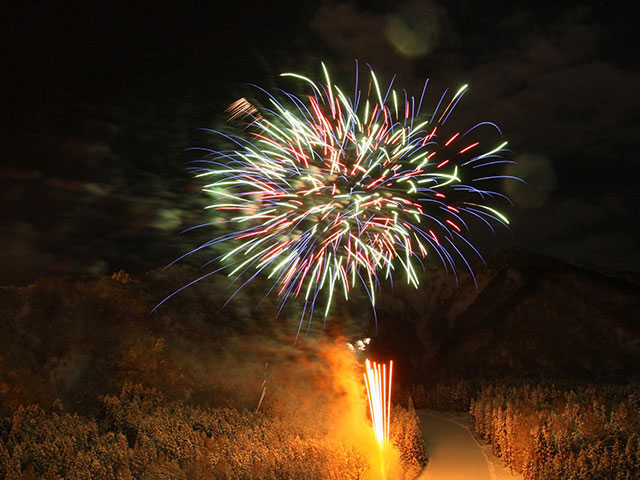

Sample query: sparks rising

[364,359,393,450]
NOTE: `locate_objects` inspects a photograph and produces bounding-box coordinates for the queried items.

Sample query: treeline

[470,383,640,479]
[410,381,477,412]
[390,404,428,475]
[412,380,640,479]
[0,383,425,479]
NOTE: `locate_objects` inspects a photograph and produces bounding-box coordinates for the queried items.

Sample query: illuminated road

[417,410,522,480]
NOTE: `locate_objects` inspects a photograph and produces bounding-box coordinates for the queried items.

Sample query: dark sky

[1,1,638,286]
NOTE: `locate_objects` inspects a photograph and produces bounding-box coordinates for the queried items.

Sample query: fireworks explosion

[158,62,514,332]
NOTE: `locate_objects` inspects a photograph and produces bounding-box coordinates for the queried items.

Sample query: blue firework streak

[156,62,515,335]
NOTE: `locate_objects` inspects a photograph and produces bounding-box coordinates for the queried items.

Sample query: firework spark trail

[364,359,393,449]
[364,359,393,478]
[156,62,515,332]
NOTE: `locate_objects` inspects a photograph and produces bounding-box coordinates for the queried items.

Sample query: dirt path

[417,410,523,480]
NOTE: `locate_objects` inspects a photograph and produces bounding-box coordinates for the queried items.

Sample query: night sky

[1,1,638,286]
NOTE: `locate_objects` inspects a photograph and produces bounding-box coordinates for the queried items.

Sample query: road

[416,410,523,480]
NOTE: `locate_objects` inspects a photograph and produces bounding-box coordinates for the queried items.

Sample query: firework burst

[157,62,514,332]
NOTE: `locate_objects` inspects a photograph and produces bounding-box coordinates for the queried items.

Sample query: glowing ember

[364,359,393,452]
